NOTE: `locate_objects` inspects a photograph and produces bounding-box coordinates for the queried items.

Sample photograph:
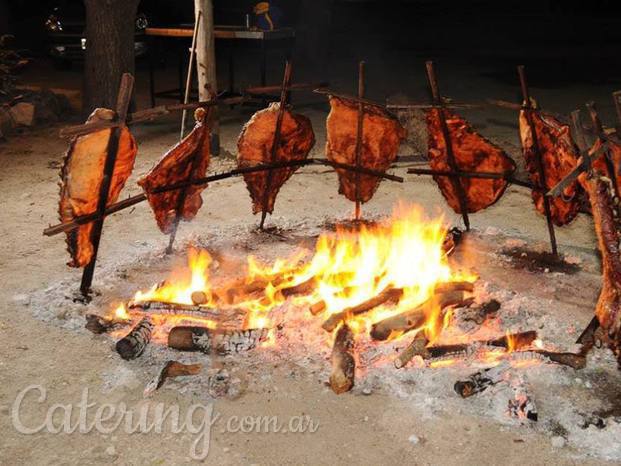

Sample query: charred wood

[454,361,512,397]
[85,313,129,334]
[370,288,473,341]
[329,324,355,394]
[144,360,203,396]
[115,316,153,360]
[167,326,269,355]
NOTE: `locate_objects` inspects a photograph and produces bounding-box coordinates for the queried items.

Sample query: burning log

[280,276,316,298]
[394,332,428,369]
[515,350,586,370]
[370,287,474,341]
[144,360,203,397]
[394,330,537,368]
[322,286,404,332]
[127,299,243,323]
[167,326,269,355]
[323,281,475,334]
[84,313,130,334]
[454,361,512,397]
[115,316,153,360]
[329,324,355,394]
[309,301,327,316]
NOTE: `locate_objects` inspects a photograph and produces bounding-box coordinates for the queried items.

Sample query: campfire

[86,204,585,404]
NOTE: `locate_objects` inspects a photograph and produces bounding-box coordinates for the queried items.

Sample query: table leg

[228,42,235,95]
[260,39,267,87]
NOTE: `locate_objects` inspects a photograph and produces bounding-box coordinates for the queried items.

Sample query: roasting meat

[426,108,516,213]
[326,96,406,203]
[59,108,137,267]
[519,110,582,226]
[138,109,211,234]
[237,102,315,215]
[580,174,621,364]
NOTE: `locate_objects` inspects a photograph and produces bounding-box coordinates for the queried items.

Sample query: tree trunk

[83,0,140,115]
[194,0,219,154]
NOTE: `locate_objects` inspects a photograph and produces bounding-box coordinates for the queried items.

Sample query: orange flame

[118,203,476,345]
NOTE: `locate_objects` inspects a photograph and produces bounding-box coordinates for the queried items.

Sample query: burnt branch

[167,326,269,355]
[329,324,355,394]
[115,316,153,360]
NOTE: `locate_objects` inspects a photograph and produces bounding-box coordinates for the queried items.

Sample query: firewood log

[329,324,355,394]
[85,313,129,334]
[454,361,512,397]
[144,360,203,396]
[370,290,472,341]
[167,326,269,355]
[323,281,475,333]
[115,316,153,360]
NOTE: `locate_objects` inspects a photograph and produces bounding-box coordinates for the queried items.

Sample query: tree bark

[83,0,140,115]
[194,0,219,154]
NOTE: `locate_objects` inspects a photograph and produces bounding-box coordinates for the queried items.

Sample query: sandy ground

[1,58,621,465]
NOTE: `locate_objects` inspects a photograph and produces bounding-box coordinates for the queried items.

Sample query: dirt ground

[1,57,621,465]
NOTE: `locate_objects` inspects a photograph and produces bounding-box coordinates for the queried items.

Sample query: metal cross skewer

[517,65,557,257]
[425,61,470,231]
[79,73,134,298]
[354,61,365,220]
[259,60,293,230]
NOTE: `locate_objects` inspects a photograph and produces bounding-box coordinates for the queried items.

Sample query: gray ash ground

[27,221,621,461]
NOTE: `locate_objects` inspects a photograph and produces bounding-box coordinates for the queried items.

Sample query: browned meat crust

[426,108,516,213]
[138,110,211,234]
[59,108,137,267]
[580,174,621,364]
[326,97,406,203]
[519,110,582,226]
[237,102,315,214]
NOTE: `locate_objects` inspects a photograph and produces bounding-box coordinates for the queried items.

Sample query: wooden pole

[354,61,365,220]
[194,0,219,154]
[517,65,558,257]
[425,61,470,230]
[179,10,201,140]
[43,158,403,237]
[586,101,619,198]
[80,73,134,297]
[613,91,621,133]
[259,60,293,230]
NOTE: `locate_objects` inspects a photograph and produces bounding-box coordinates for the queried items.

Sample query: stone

[105,446,116,456]
[408,434,420,445]
[551,436,566,448]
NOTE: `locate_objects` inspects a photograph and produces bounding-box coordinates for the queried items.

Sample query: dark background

[2,0,621,102]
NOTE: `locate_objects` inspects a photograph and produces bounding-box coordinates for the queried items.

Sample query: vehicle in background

[45,0,150,63]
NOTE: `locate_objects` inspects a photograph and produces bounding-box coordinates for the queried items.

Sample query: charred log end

[329,324,355,394]
[168,326,205,351]
[85,314,110,334]
[454,380,476,398]
[116,316,153,360]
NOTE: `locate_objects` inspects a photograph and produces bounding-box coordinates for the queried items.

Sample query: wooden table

[146,25,296,105]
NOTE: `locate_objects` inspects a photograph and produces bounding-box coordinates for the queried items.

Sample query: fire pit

[70,205,587,398]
